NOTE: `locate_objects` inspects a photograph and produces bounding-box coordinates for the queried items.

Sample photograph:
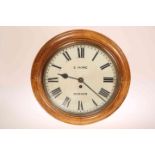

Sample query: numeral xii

[77,47,84,58]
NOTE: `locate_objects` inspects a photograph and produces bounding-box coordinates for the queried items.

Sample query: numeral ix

[48,77,58,82]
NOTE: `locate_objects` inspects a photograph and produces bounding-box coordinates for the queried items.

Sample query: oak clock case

[31,29,130,125]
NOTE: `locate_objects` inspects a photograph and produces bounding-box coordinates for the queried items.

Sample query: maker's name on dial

[73,92,87,95]
[73,66,88,69]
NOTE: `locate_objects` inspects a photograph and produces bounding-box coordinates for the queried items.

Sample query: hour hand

[58,73,78,80]
[58,73,68,79]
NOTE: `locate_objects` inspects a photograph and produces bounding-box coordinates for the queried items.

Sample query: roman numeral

[100,63,110,70]
[48,77,58,82]
[92,99,98,106]
[78,101,83,111]
[62,97,71,107]
[99,88,110,98]
[103,77,114,82]
[77,47,84,58]
[92,51,99,61]
[51,64,62,69]
[51,87,62,98]
[63,51,71,61]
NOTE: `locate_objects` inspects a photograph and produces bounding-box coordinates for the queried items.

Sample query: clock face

[43,44,118,115]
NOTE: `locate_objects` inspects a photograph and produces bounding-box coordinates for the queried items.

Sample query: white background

[0,0,155,155]
[0,27,155,128]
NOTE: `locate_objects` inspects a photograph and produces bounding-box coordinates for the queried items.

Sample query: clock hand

[58,74,106,102]
[82,80,106,102]
[58,73,78,80]
[58,73,68,79]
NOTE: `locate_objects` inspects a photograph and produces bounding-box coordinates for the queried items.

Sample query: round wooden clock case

[31,29,130,125]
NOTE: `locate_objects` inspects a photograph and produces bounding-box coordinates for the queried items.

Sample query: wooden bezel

[31,29,130,125]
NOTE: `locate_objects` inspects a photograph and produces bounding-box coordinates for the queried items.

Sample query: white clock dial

[43,44,118,115]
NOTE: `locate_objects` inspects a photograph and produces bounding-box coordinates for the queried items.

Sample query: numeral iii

[103,77,114,82]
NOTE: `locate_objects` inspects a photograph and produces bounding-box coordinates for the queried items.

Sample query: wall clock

[31,29,130,125]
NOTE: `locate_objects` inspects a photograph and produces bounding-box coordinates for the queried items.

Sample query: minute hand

[83,81,106,102]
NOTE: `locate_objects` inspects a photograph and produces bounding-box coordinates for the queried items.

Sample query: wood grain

[31,29,131,125]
